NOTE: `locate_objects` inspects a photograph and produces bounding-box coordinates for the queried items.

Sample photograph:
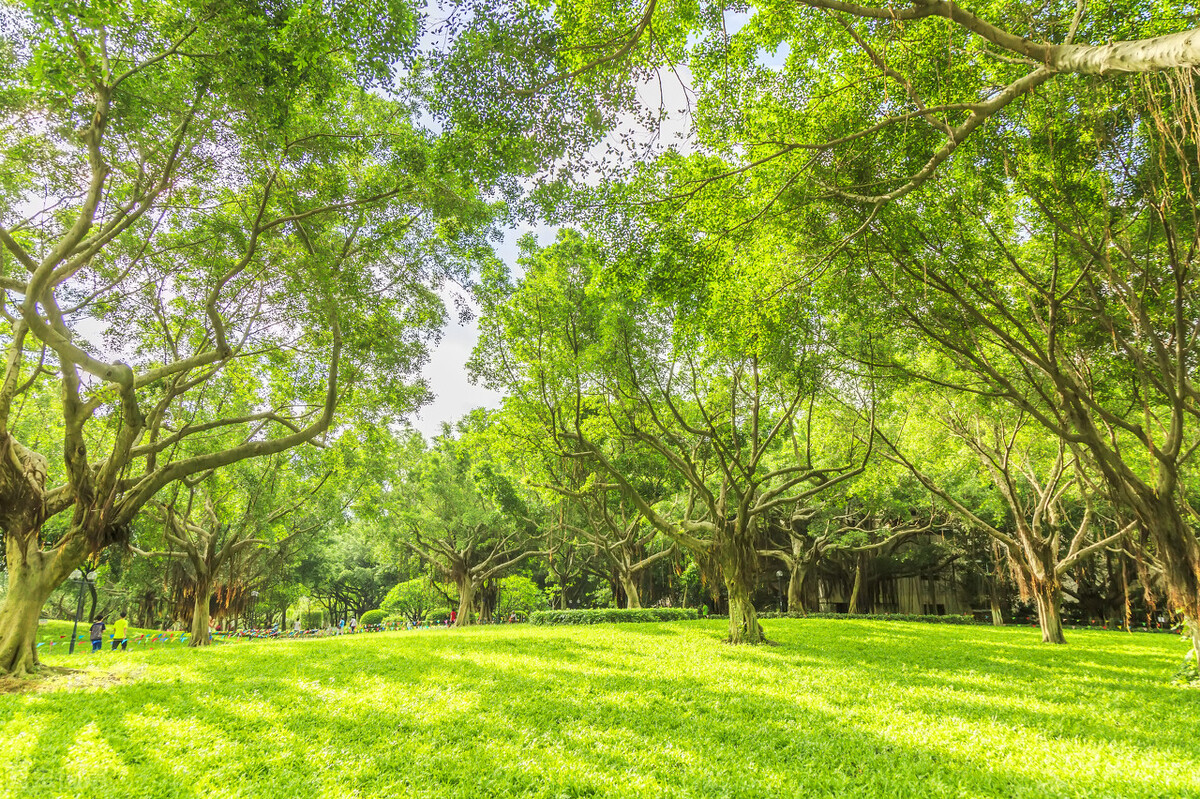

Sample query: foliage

[396,422,541,626]
[1,621,1197,796]
[495,575,546,618]
[359,609,385,626]
[528,608,697,625]
[0,0,501,676]
[471,229,873,643]
[381,578,449,624]
[302,528,401,620]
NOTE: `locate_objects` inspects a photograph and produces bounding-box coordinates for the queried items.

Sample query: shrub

[529,608,698,626]
[301,610,324,629]
[360,609,385,626]
[427,608,451,624]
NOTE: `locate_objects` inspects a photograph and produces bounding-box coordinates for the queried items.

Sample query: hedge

[757,611,981,625]
[529,608,698,626]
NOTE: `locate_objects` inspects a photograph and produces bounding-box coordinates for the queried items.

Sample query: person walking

[337,618,345,635]
[293,618,302,635]
[111,612,129,651]
[90,616,106,653]
[348,615,357,634]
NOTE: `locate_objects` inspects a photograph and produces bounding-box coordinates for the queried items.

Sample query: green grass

[1,620,1196,798]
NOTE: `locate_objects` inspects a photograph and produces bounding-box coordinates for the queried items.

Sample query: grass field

[0,619,1196,798]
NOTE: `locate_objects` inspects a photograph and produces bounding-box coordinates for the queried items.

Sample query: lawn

[0,619,1195,798]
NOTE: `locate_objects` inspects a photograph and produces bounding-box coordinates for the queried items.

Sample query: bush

[301,610,324,629]
[360,609,385,626]
[529,608,698,626]
[756,611,980,625]
[428,608,451,624]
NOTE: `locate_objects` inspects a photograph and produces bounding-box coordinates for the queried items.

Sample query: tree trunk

[455,579,477,627]
[0,560,53,677]
[189,581,212,647]
[1185,612,1200,672]
[0,522,82,677]
[787,562,809,615]
[618,570,642,609]
[847,555,865,614]
[480,579,497,623]
[87,582,98,622]
[1142,501,1200,668]
[989,577,1005,626]
[1033,580,1066,644]
[725,580,763,644]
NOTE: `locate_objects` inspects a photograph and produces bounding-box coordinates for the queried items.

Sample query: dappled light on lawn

[1,619,1196,798]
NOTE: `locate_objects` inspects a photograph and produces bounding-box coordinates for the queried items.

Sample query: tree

[402,427,542,627]
[472,231,873,643]
[381,577,448,624]
[443,0,1200,665]
[305,529,400,623]
[758,504,933,615]
[534,453,675,609]
[540,507,591,610]
[449,0,1200,205]
[0,1,493,675]
[574,487,675,610]
[882,401,1134,642]
[132,459,329,645]
[496,575,547,619]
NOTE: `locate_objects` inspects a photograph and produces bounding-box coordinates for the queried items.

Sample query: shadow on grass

[1,623,1196,798]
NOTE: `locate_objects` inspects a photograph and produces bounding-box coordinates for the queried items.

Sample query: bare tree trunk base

[619,572,642,610]
[727,592,765,645]
[787,568,808,616]
[454,581,477,627]
[189,587,212,647]
[0,567,53,678]
[1034,588,1066,644]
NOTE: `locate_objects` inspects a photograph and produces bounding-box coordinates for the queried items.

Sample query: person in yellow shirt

[111,612,129,651]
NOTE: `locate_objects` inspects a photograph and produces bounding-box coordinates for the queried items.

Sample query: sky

[404,223,552,439]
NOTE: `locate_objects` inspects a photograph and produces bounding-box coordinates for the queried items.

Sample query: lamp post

[68,566,98,654]
[776,570,785,614]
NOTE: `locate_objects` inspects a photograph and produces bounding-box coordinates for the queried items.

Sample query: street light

[776,570,785,614]
[68,567,98,654]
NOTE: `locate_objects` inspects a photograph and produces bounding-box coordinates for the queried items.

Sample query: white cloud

[406,223,556,438]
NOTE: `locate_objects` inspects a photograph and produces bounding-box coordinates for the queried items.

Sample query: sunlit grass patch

[1,620,1196,798]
